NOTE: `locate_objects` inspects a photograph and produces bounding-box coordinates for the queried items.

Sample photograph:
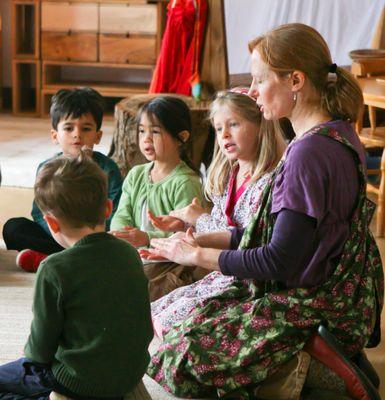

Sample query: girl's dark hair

[50,87,105,130]
[137,96,199,174]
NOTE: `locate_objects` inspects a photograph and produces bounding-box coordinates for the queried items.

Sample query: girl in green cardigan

[110,96,204,300]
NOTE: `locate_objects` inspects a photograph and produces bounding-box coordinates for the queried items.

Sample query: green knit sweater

[24,232,153,397]
[110,161,203,239]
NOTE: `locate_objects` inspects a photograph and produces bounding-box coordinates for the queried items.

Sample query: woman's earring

[293,92,297,102]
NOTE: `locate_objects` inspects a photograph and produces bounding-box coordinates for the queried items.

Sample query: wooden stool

[359,131,385,236]
[351,55,385,236]
[110,94,212,177]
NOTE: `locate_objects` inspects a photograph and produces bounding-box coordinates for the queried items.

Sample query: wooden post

[200,0,228,99]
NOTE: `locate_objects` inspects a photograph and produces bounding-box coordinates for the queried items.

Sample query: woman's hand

[144,228,199,266]
[169,197,205,225]
[138,248,169,261]
[109,226,149,247]
[148,210,185,232]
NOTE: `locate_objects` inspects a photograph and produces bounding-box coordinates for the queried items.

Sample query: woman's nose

[248,81,259,100]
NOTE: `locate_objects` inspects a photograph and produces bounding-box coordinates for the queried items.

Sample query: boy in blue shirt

[0,154,153,400]
[2,87,122,272]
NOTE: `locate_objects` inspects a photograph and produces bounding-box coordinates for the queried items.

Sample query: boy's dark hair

[50,87,105,131]
[137,96,199,174]
[34,153,108,229]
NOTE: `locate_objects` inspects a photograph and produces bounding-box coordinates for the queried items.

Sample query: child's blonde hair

[248,23,363,122]
[205,91,285,198]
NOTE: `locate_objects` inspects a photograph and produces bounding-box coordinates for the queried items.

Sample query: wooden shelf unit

[12,0,165,116]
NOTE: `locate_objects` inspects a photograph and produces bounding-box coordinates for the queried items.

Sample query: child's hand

[110,226,149,247]
[148,210,185,232]
[169,198,205,225]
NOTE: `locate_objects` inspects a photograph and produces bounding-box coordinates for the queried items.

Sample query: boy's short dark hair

[50,87,105,131]
[34,153,108,229]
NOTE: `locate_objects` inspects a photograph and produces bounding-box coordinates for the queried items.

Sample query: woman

[144,23,384,399]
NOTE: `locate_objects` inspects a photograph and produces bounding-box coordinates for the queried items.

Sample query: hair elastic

[329,63,337,73]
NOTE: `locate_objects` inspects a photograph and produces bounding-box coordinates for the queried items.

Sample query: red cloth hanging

[149,0,207,96]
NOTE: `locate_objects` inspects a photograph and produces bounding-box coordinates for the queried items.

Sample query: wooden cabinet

[12,0,166,115]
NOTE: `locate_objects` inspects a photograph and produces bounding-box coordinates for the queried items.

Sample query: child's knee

[3,218,27,240]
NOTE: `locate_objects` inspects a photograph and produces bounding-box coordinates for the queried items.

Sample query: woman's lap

[151,271,235,336]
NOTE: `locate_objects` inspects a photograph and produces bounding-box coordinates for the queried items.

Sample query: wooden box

[41,2,98,32]
[99,34,156,64]
[100,4,157,35]
[41,32,97,62]
[12,1,40,59]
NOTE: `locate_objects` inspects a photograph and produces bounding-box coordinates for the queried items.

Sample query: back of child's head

[206,91,285,197]
[34,153,108,229]
[50,87,105,131]
[137,96,199,174]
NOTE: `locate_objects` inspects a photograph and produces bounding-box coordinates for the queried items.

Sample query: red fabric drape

[149,0,207,97]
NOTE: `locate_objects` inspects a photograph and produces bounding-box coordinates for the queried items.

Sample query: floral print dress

[147,123,384,399]
[151,170,271,337]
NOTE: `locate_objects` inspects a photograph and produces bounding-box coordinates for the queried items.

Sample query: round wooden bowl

[349,49,385,61]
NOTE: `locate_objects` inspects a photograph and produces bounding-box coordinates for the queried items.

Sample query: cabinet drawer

[41,3,98,32]
[100,4,157,34]
[42,32,97,62]
[99,34,156,64]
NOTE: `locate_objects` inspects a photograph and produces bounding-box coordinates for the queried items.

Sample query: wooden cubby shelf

[12,0,165,116]
[12,0,40,59]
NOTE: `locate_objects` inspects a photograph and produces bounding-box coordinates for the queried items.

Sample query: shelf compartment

[42,61,151,95]
[42,60,154,87]
[42,60,154,85]
[12,0,40,59]
[99,34,156,64]
[41,32,98,62]
[100,4,157,35]
[12,59,41,115]
[41,2,98,32]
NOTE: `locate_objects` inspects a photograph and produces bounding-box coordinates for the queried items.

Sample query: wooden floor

[0,114,384,398]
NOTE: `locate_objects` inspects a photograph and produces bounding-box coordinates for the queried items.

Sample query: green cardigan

[24,232,153,397]
[110,161,203,239]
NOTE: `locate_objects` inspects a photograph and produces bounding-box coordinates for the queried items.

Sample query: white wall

[224,0,385,75]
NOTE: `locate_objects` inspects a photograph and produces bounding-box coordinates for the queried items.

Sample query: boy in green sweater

[0,154,153,400]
